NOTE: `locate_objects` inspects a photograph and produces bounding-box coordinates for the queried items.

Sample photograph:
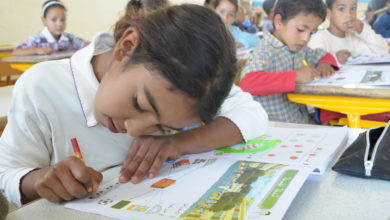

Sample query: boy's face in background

[327,0,357,33]
[215,0,237,26]
[273,12,323,52]
[42,7,67,39]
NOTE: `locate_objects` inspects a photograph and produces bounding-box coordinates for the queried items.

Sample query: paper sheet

[65,126,347,219]
[305,65,390,86]
[66,160,312,220]
[194,126,348,175]
[347,55,390,65]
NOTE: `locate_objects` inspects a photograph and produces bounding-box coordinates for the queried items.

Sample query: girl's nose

[124,118,158,137]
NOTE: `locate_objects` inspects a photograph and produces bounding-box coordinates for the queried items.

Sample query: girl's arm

[119,85,269,184]
[12,47,53,56]
[240,70,296,95]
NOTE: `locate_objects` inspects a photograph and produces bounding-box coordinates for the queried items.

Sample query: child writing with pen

[13,0,87,56]
[240,0,338,124]
[308,0,389,65]
[0,4,268,206]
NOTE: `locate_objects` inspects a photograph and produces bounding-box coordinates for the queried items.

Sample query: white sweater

[309,23,389,63]
[0,32,268,206]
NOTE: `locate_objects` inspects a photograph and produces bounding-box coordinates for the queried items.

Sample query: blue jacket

[373,12,390,38]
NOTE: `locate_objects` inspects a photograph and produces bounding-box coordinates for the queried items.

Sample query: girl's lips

[107,117,118,133]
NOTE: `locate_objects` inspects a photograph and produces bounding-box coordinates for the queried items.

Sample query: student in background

[365,0,387,25]
[240,0,338,124]
[13,0,87,56]
[262,0,275,33]
[373,0,390,37]
[308,0,389,65]
[126,0,169,16]
[0,5,268,206]
[211,0,260,49]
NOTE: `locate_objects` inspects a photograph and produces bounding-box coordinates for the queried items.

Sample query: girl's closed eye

[133,96,145,113]
[297,28,305,32]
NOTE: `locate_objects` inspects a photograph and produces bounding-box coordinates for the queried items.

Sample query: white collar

[41,26,69,43]
[70,32,115,127]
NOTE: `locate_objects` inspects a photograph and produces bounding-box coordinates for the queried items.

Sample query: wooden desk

[0,45,22,86]
[6,122,390,220]
[288,85,390,128]
[2,51,74,72]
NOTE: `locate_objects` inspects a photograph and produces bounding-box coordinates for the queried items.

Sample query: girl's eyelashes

[297,28,305,32]
[133,96,145,113]
[156,124,169,134]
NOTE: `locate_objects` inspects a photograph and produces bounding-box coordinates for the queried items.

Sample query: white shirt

[308,23,389,64]
[0,32,268,206]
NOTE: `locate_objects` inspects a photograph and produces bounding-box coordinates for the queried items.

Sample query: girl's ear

[273,14,283,30]
[326,8,332,20]
[41,17,47,26]
[113,27,140,61]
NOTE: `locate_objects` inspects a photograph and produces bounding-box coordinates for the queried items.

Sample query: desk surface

[2,51,74,64]
[0,45,14,52]
[6,122,390,220]
[294,84,390,99]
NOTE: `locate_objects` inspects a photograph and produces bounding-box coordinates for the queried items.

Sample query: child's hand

[36,46,53,55]
[236,42,244,48]
[336,49,351,64]
[22,156,102,203]
[316,63,335,78]
[344,19,363,34]
[119,135,182,184]
[295,66,319,84]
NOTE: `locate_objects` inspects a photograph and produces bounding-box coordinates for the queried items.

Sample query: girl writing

[0,4,268,206]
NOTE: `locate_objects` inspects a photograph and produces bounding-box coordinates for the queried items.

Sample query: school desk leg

[347,114,360,128]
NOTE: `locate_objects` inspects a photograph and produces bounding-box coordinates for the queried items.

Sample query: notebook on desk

[305,64,390,86]
[65,126,348,220]
[347,55,390,65]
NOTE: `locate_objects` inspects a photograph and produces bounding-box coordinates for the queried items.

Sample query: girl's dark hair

[274,0,327,23]
[126,0,169,16]
[42,0,66,17]
[114,4,237,123]
[325,0,336,9]
[210,0,238,13]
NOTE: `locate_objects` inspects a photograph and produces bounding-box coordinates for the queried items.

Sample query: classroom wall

[0,0,367,46]
[0,0,203,46]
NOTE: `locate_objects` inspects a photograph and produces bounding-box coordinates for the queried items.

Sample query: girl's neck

[53,34,61,41]
[327,24,346,38]
[91,50,114,82]
[272,30,284,44]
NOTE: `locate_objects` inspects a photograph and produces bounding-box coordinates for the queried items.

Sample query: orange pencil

[71,138,83,161]
[71,138,94,197]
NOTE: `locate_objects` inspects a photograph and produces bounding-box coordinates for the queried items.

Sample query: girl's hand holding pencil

[296,61,319,83]
[20,140,102,204]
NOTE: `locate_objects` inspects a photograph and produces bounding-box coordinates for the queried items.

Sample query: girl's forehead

[332,0,357,6]
[45,7,66,16]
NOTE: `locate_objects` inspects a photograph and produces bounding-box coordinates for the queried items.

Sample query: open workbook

[65,126,348,220]
[305,64,390,86]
